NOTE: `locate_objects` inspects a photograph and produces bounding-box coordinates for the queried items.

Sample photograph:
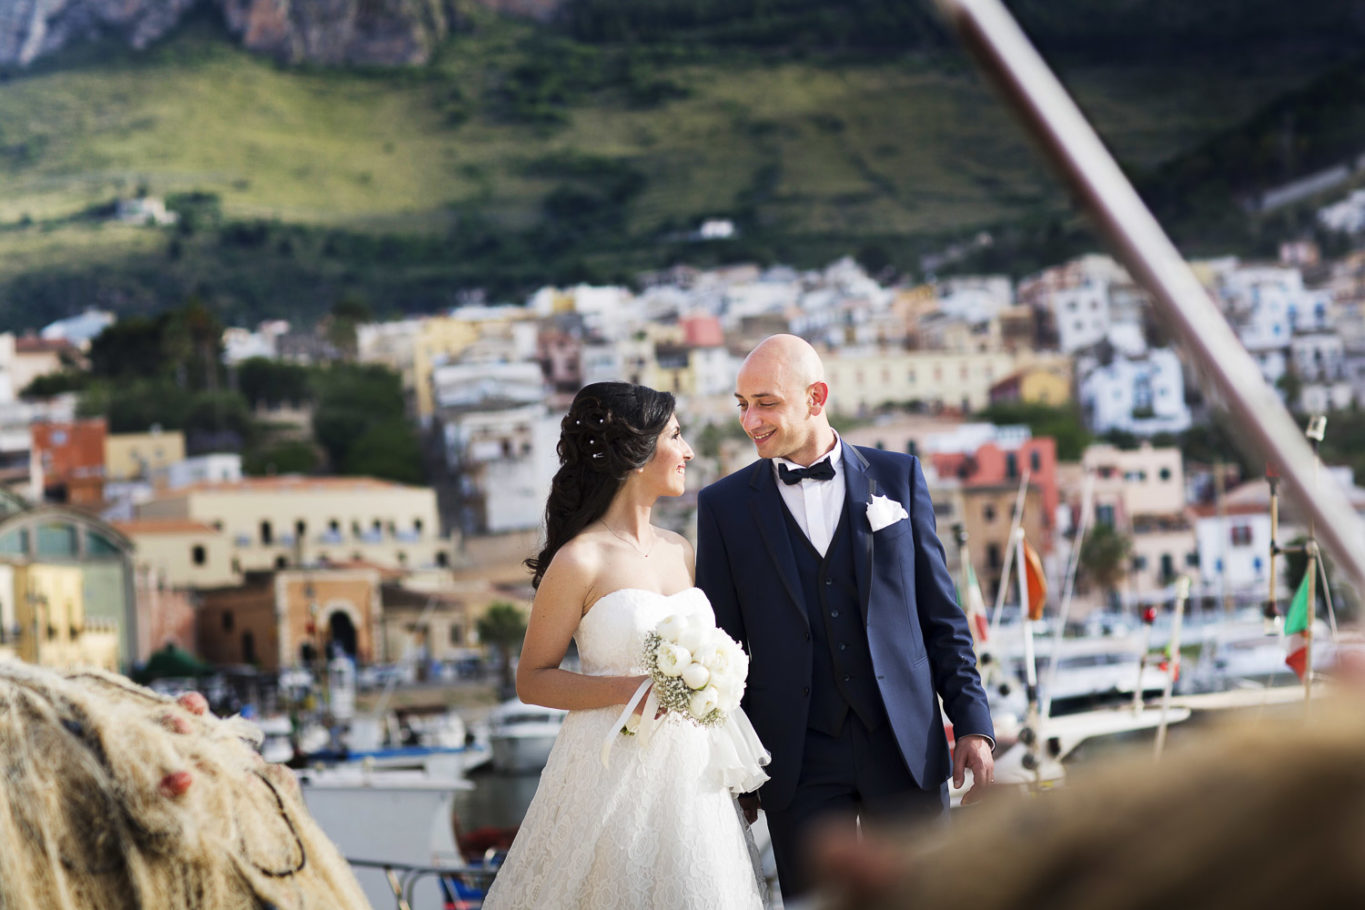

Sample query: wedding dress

[481,587,767,910]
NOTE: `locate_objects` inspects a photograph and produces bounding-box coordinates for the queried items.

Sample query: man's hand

[738,793,761,826]
[953,734,995,804]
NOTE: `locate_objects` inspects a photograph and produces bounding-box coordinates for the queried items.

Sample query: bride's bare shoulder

[539,529,611,590]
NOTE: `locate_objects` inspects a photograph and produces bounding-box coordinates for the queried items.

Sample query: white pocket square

[866,493,909,532]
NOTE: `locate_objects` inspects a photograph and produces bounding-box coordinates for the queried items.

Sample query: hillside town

[1,238,1363,683]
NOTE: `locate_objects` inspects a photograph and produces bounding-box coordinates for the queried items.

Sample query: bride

[482,382,768,910]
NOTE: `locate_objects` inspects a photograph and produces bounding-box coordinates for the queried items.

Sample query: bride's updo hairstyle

[526,381,675,588]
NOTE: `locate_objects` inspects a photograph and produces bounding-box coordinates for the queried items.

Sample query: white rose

[721,638,748,674]
[656,643,692,677]
[688,686,721,720]
[711,676,742,712]
[655,614,689,642]
[677,623,706,654]
[681,662,711,690]
[693,640,729,674]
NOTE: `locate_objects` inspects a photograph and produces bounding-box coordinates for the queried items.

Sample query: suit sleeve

[695,488,748,655]
[906,457,995,743]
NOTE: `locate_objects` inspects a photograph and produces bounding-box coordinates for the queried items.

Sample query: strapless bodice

[574,587,713,676]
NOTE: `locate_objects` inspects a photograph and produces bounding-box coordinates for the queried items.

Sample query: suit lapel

[748,460,810,630]
[842,444,875,622]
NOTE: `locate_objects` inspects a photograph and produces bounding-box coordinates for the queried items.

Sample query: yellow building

[105,429,186,482]
[114,519,241,589]
[0,562,119,670]
[824,348,1018,415]
[134,476,450,573]
[989,357,1075,407]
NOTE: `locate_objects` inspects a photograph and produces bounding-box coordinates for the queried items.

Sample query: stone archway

[327,610,357,659]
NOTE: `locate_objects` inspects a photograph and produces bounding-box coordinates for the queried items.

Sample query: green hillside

[0,9,1356,327]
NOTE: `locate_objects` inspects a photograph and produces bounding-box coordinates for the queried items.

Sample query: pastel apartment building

[133,476,450,574]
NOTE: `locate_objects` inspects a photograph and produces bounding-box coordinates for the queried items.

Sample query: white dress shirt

[772,433,846,557]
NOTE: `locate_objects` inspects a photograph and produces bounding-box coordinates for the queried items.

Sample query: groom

[696,334,995,900]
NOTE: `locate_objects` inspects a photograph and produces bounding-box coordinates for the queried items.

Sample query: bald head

[740,334,826,394]
[734,334,835,465]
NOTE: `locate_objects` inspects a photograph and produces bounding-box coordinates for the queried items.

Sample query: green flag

[1284,573,1311,635]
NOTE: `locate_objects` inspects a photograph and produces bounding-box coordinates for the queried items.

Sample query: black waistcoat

[781,502,884,736]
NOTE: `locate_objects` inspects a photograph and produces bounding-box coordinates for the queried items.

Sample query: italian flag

[1284,573,1312,681]
[963,562,990,646]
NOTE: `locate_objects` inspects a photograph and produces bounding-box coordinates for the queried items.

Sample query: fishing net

[0,661,372,910]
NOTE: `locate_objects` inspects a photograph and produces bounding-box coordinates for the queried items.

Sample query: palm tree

[1079,522,1132,610]
[477,602,528,699]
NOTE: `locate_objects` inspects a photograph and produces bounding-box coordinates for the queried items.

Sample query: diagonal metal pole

[930,0,1365,598]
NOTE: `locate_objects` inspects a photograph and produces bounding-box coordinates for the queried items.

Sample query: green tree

[88,317,164,380]
[975,401,1092,460]
[237,358,312,409]
[310,364,423,482]
[478,602,528,699]
[343,419,426,485]
[1079,522,1132,609]
[244,440,320,476]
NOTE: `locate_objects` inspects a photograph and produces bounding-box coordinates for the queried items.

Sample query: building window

[1095,504,1116,527]
[1030,450,1041,472]
[296,519,307,538]
[275,555,288,569]
[987,543,1001,569]
[983,504,996,523]
[1230,525,1253,547]
[260,521,273,546]
[436,551,450,567]
[1159,467,1172,481]
[222,611,234,631]
[1005,453,1018,479]
[242,631,256,664]
[414,519,423,534]
[192,545,206,566]
[450,625,464,645]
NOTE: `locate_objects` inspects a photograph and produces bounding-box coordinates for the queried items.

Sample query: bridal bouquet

[604,611,769,793]
[634,613,749,730]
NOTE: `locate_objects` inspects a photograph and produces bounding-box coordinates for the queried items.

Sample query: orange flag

[1023,539,1047,621]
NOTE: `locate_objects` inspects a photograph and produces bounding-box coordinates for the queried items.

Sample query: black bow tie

[778,458,836,485]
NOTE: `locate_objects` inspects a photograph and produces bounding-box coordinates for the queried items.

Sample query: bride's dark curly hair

[526,382,676,588]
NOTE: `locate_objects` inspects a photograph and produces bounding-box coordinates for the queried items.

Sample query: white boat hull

[297,767,472,910]
[490,731,558,774]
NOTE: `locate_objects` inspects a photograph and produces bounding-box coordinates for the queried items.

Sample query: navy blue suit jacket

[695,444,993,812]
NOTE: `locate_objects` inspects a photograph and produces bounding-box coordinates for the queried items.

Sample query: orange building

[32,418,107,505]
[930,436,1059,552]
[196,567,381,671]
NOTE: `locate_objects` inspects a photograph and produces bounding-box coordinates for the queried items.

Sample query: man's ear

[808,381,830,415]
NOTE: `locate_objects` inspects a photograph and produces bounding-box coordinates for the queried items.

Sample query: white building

[222,321,290,365]
[1217,265,1304,386]
[440,402,560,534]
[1078,348,1191,436]
[430,361,546,411]
[40,310,114,350]
[935,276,1014,325]
[157,454,244,489]
[1290,332,1353,413]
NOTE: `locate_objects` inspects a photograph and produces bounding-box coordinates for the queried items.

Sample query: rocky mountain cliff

[0,0,503,67]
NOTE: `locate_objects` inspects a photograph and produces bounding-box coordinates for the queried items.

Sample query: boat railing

[346,857,498,910]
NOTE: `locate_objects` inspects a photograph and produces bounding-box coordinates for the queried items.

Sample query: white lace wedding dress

[481,587,767,910]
